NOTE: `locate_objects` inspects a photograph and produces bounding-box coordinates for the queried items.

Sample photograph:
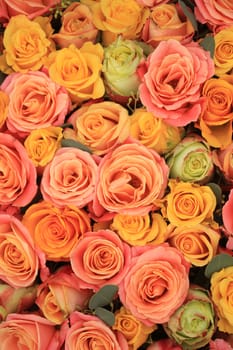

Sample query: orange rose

[0,90,8,130]
[66,101,130,155]
[214,26,233,76]
[22,200,91,262]
[213,143,233,186]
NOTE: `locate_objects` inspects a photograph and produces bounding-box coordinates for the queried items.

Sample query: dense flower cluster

[0,0,233,349]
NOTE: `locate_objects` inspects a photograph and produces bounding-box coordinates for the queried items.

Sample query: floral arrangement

[0,0,233,349]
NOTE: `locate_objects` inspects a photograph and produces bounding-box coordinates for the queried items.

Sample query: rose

[214,27,233,76]
[164,286,216,350]
[146,339,182,350]
[40,147,98,208]
[119,244,190,326]
[0,0,60,23]
[65,311,128,350]
[70,229,131,290]
[111,212,168,246]
[161,180,217,227]
[141,3,195,48]
[94,140,169,216]
[52,2,98,49]
[0,132,37,207]
[24,127,63,173]
[45,42,105,104]
[0,15,54,73]
[102,37,145,98]
[0,90,8,130]
[129,107,184,154]
[210,339,233,350]
[167,222,220,266]
[36,265,93,325]
[194,0,233,31]
[0,214,43,288]
[1,70,70,139]
[112,306,157,350]
[222,189,233,249]
[136,0,169,6]
[66,101,130,156]
[0,313,63,350]
[22,200,91,261]
[210,266,233,333]
[138,39,215,127]
[166,134,214,184]
[213,143,233,186]
[197,76,233,148]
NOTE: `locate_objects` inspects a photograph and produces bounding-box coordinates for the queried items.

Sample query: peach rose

[66,101,130,156]
[22,200,91,261]
[161,180,217,227]
[36,265,93,325]
[167,222,220,266]
[0,0,60,23]
[118,244,190,325]
[197,76,233,148]
[213,143,233,186]
[70,229,131,290]
[138,39,214,127]
[94,140,169,216]
[141,3,195,48]
[40,147,98,208]
[0,313,63,350]
[0,214,41,288]
[1,70,70,139]
[0,132,37,207]
[65,311,128,350]
[214,26,233,76]
[136,0,169,7]
[0,15,54,73]
[112,306,157,350]
[52,2,98,49]
[45,42,105,104]
[0,90,8,130]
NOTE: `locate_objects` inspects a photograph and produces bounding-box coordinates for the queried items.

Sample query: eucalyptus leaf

[61,138,92,154]
[200,36,215,58]
[206,182,222,206]
[94,307,115,327]
[205,253,233,279]
[88,285,119,310]
[178,0,198,31]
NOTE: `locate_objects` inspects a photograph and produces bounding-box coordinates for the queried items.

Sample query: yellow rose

[24,126,63,173]
[45,42,105,104]
[112,306,157,350]
[0,15,54,73]
[211,266,233,333]
[0,90,9,129]
[214,26,233,76]
[168,222,220,266]
[111,212,168,246]
[130,107,184,154]
[161,180,216,227]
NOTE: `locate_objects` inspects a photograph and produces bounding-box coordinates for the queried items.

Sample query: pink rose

[65,311,128,350]
[222,189,233,249]
[0,132,37,207]
[94,139,169,216]
[70,229,131,290]
[118,244,190,326]
[210,339,233,350]
[40,147,98,208]
[136,0,169,7]
[0,0,60,23]
[138,39,214,127]
[147,339,182,350]
[0,313,63,349]
[1,70,71,139]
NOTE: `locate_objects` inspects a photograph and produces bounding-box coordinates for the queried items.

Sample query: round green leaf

[94,307,115,327]
[200,36,215,58]
[206,182,222,206]
[88,285,119,310]
[61,138,92,154]
[205,253,233,279]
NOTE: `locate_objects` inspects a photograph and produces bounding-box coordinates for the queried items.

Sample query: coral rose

[0,313,63,350]
[118,244,190,325]
[40,147,98,208]
[136,0,169,6]
[1,70,70,139]
[94,140,169,216]
[66,101,130,156]
[0,132,37,207]
[222,189,233,249]
[210,339,233,350]
[138,39,214,127]
[146,339,182,350]
[22,200,91,262]
[70,229,131,290]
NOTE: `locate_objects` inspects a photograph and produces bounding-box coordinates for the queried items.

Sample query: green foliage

[200,36,215,58]
[178,0,198,31]
[94,307,116,327]
[205,253,233,279]
[206,182,222,207]
[89,285,119,310]
[61,138,92,154]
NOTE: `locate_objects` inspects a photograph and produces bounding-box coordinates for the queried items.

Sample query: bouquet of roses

[0,0,233,349]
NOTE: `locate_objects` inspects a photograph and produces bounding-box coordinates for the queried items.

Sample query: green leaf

[178,0,198,31]
[200,36,215,58]
[206,182,222,206]
[205,253,233,279]
[61,138,92,154]
[88,285,119,310]
[94,307,115,327]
